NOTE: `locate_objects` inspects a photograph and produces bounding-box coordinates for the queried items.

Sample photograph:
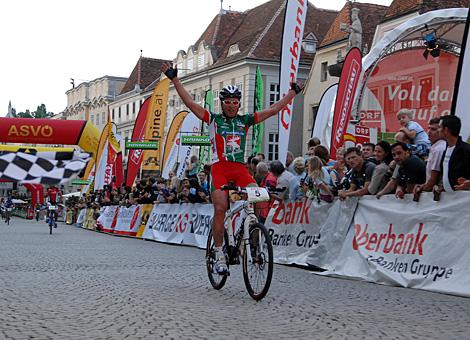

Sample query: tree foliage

[14,104,54,119]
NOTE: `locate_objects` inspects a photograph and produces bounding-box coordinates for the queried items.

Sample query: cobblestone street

[1,218,470,339]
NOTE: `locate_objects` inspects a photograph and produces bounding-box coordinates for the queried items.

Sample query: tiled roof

[383,0,469,22]
[320,2,388,50]
[186,0,337,70]
[120,57,170,95]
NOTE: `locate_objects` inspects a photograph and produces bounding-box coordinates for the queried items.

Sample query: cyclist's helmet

[219,85,241,101]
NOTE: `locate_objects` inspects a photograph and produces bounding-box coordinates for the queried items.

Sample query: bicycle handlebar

[220,185,286,194]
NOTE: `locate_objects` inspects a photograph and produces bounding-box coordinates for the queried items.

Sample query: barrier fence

[75,192,470,298]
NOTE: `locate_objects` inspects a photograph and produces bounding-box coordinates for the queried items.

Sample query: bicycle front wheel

[242,223,273,301]
[205,228,229,290]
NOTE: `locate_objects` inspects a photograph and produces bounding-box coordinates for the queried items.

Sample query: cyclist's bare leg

[211,189,228,247]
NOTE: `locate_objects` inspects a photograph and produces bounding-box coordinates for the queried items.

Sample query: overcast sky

[0,0,392,116]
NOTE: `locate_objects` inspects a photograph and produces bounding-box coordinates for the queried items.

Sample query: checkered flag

[0,152,90,185]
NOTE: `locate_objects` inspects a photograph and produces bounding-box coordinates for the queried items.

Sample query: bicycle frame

[224,201,258,263]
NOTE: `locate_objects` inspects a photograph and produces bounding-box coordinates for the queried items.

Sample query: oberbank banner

[264,197,358,269]
[142,202,246,248]
[326,192,470,297]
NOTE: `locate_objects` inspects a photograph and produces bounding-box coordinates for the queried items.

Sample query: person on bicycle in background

[46,185,62,228]
[3,196,14,222]
[161,62,303,274]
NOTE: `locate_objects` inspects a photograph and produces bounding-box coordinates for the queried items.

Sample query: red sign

[331,48,362,159]
[0,118,86,145]
[359,49,458,133]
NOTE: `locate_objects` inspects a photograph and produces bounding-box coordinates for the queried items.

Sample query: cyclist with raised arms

[161,62,303,274]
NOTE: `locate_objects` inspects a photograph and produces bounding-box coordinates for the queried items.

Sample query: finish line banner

[326,192,470,297]
[264,198,357,269]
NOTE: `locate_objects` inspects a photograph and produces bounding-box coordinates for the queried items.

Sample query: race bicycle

[4,207,13,225]
[206,184,283,301]
[47,204,58,234]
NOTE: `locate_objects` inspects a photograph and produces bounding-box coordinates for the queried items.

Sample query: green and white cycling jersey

[203,110,259,164]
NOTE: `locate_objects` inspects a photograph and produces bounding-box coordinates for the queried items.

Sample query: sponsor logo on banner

[329,193,466,294]
[270,199,312,225]
[330,47,362,159]
[278,0,308,165]
[113,205,142,236]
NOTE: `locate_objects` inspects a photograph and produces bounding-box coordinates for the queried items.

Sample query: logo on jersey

[226,135,241,150]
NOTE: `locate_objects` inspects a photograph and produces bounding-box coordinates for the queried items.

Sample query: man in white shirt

[413,118,446,199]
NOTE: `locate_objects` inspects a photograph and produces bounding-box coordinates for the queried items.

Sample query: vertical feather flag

[252,66,264,155]
[125,97,151,187]
[199,90,213,166]
[141,78,170,174]
[278,0,308,165]
[452,9,470,141]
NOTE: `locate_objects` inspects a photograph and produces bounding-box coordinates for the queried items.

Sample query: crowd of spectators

[73,114,470,214]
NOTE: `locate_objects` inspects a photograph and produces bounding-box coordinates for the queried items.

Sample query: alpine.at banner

[161,112,200,179]
[453,9,470,141]
[278,0,308,165]
[142,78,170,173]
[199,90,213,167]
[252,66,264,156]
[330,47,362,160]
[126,97,151,187]
[328,192,470,297]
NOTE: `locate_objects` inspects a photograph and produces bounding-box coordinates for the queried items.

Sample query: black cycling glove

[164,66,178,80]
[291,82,302,95]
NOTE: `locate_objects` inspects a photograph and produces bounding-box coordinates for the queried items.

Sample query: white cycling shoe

[214,251,229,275]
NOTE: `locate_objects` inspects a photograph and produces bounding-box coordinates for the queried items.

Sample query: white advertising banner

[96,206,118,233]
[327,192,470,297]
[113,205,142,237]
[76,209,86,228]
[162,112,200,179]
[264,197,358,268]
[278,0,308,165]
[142,202,245,249]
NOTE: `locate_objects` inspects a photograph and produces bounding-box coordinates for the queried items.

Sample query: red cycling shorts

[211,161,256,191]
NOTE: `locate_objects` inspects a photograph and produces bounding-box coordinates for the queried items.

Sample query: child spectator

[397,108,431,157]
[303,156,334,203]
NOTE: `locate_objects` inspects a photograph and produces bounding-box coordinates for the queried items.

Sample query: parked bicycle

[206,184,283,301]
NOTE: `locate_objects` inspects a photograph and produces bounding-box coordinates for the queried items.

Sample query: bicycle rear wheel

[242,223,273,301]
[206,228,229,290]
[49,212,53,235]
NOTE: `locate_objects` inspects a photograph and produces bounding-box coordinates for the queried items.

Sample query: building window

[96,114,100,126]
[118,107,121,119]
[228,44,240,56]
[269,84,280,105]
[177,62,184,76]
[126,104,129,117]
[268,132,279,161]
[198,53,205,67]
[112,109,115,120]
[102,112,106,124]
[187,58,193,70]
[321,62,328,82]
[132,102,136,114]
[124,137,129,156]
[303,41,316,54]
[90,114,94,125]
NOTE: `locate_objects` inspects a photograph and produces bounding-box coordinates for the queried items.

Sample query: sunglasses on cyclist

[223,100,240,105]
